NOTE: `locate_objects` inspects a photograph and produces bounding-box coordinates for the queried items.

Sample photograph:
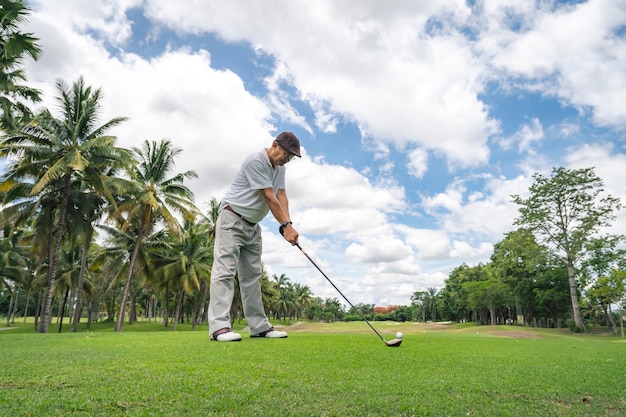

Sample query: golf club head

[385,338,402,347]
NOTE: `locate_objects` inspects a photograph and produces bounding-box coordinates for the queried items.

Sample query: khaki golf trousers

[208,209,272,335]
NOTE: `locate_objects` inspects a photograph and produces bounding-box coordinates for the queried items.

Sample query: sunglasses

[280,145,295,162]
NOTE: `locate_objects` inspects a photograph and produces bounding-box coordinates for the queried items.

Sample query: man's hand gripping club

[279,221,299,245]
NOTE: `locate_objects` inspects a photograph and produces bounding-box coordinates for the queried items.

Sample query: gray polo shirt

[221,149,286,224]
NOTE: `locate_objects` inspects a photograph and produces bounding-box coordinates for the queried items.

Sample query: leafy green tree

[111,139,198,332]
[587,279,617,330]
[606,269,625,338]
[0,0,41,132]
[590,270,626,337]
[303,296,324,321]
[532,266,570,328]
[463,277,511,325]
[390,305,413,322]
[323,297,343,322]
[581,236,626,287]
[490,229,550,325]
[410,288,439,322]
[438,263,487,322]
[580,294,605,327]
[581,236,625,332]
[425,287,439,321]
[410,291,428,321]
[512,167,622,330]
[347,302,374,320]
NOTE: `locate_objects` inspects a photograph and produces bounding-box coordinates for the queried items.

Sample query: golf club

[296,244,402,347]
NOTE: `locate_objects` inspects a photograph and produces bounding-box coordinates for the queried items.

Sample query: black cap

[276,132,301,157]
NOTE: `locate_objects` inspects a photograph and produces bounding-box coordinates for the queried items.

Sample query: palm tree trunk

[6,286,15,326]
[192,280,209,330]
[129,291,137,324]
[67,288,75,324]
[55,294,62,323]
[23,285,32,323]
[71,226,93,332]
[173,289,185,331]
[163,283,170,327]
[86,300,94,329]
[115,226,145,332]
[146,294,153,320]
[106,290,116,321]
[34,290,42,330]
[39,174,72,333]
[58,285,70,333]
[10,285,21,324]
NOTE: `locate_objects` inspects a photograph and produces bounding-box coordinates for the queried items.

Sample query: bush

[565,318,584,333]
[344,314,365,322]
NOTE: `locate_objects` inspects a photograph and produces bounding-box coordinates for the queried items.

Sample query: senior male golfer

[208,132,301,342]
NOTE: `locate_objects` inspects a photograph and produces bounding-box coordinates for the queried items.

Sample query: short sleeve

[242,157,273,190]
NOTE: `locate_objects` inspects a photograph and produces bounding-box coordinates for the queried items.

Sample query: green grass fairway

[1,321,625,416]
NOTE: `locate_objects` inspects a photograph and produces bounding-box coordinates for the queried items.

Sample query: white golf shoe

[210,328,242,342]
[251,327,288,338]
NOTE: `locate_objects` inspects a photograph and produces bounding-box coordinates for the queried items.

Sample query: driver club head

[385,338,402,347]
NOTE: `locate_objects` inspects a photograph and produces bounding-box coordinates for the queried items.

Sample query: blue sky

[23,0,626,306]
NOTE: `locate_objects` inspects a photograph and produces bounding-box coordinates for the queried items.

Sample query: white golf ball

[396,332,403,339]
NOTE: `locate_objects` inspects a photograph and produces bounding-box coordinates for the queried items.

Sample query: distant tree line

[414,168,625,336]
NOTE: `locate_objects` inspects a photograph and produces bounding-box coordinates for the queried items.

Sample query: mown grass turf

[0,321,624,416]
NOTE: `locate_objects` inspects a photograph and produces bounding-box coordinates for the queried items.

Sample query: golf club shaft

[296,244,387,343]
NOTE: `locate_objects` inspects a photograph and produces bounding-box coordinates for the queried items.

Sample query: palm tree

[0,226,29,325]
[0,0,42,132]
[304,297,324,321]
[111,139,198,332]
[95,224,164,324]
[55,242,82,333]
[425,287,439,322]
[272,285,295,322]
[67,185,111,332]
[259,268,278,316]
[323,298,343,322]
[293,283,313,320]
[0,77,129,332]
[192,198,219,329]
[92,225,134,321]
[271,273,294,321]
[273,273,290,291]
[149,218,213,330]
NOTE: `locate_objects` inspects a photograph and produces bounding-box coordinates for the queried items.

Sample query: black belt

[224,205,257,226]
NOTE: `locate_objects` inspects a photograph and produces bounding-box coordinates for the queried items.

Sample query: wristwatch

[279,221,292,236]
